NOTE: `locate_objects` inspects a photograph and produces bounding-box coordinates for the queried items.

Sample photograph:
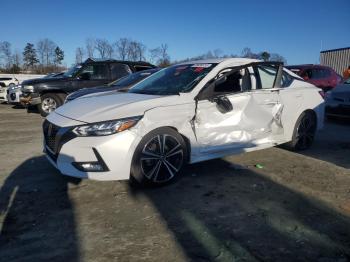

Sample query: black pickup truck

[20,58,155,116]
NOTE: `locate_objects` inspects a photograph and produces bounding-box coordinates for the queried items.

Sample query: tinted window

[310,68,329,79]
[257,65,277,89]
[111,70,157,87]
[110,63,132,80]
[134,65,154,72]
[78,64,109,80]
[0,78,12,81]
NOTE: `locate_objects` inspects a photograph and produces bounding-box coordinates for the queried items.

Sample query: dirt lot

[0,103,349,262]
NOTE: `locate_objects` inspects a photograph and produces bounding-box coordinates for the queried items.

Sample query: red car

[286,64,342,92]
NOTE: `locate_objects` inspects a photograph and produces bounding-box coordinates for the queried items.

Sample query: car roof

[179,57,261,66]
[286,64,331,70]
[84,58,155,67]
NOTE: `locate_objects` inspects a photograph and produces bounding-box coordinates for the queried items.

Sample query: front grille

[43,120,60,152]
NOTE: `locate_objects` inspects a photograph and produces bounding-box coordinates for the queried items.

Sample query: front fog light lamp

[72,148,109,172]
[73,162,104,172]
[73,116,141,136]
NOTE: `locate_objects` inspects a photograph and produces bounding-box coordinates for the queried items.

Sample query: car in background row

[43,58,324,186]
[65,68,160,102]
[20,58,156,116]
[0,77,20,102]
[286,64,342,92]
[7,72,66,105]
[325,77,350,119]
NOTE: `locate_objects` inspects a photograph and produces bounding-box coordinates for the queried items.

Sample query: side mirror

[210,95,233,114]
[78,72,91,80]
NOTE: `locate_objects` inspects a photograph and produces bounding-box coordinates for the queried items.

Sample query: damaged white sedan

[43,58,324,185]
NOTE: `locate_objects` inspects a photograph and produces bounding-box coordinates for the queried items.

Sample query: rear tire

[38,93,66,117]
[130,127,188,187]
[284,111,317,151]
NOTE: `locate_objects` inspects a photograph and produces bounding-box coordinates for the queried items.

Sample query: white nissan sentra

[44,58,324,185]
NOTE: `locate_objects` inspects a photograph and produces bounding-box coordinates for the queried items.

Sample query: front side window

[78,64,109,80]
[214,68,251,93]
[129,63,216,95]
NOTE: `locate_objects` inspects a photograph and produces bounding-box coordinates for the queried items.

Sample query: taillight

[319,90,325,99]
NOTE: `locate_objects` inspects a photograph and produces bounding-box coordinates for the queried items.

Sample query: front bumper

[0,87,8,102]
[20,92,41,106]
[325,104,350,118]
[43,114,141,181]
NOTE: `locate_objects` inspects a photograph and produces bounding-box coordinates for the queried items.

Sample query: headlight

[10,85,21,91]
[22,85,34,92]
[73,116,142,136]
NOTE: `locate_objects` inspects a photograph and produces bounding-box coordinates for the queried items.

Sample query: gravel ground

[0,103,349,262]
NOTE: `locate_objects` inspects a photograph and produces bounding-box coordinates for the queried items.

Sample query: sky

[1,0,349,66]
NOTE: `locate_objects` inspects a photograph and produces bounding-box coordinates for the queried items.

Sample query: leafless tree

[86,38,96,58]
[75,47,85,64]
[0,41,12,69]
[213,49,223,58]
[127,41,145,61]
[95,39,113,59]
[114,38,130,60]
[12,50,22,67]
[36,38,57,66]
[149,44,170,66]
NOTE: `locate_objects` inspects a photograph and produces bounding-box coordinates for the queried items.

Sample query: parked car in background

[286,64,342,92]
[0,77,20,102]
[325,77,350,119]
[7,72,66,105]
[65,68,160,102]
[43,58,324,186]
[20,58,156,116]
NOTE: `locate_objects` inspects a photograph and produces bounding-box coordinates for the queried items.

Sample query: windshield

[129,63,216,95]
[110,69,158,87]
[63,64,82,77]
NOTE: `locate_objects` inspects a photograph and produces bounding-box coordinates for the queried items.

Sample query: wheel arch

[167,126,192,163]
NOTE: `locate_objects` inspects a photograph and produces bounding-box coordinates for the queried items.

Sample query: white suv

[0,77,19,102]
[43,58,324,186]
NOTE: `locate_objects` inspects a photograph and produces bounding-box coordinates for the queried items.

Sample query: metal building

[320,47,350,75]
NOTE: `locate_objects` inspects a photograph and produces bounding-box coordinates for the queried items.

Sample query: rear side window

[79,64,109,80]
[310,68,330,79]
[110,63,132,80]
[281,71,293,87]
[0,78,12,81]
[257,65,278,89]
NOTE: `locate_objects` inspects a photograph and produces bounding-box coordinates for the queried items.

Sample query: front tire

[131,127,188,186]
[38,93,66,117]
[285,111,317,151]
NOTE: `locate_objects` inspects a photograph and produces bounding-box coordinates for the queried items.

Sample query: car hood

[55,92,181,123]
[22,76,69,85]
[67,85,118,101]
